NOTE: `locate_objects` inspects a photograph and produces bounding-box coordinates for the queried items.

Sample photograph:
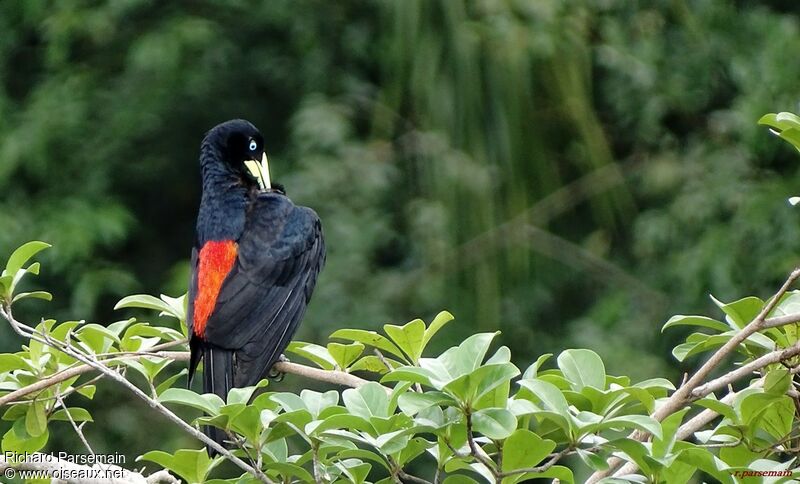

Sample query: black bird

[186,119,325,452]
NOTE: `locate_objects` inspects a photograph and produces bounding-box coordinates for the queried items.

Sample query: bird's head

[201,119,272,190]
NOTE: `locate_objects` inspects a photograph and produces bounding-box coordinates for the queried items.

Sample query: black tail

[203,346,234,456]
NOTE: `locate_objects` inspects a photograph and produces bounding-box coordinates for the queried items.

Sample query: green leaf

[336,449,391,471]
[396,436,431,466]
[759,398,794,440]
[694,397,737,422]
[710,295,763,330]
[719,445,760,468]
[671,332,749,362]
[381,366,436,388]
[502,429,555,472]
[443,477,479,484]
[349,355,398,373]
[517,379,570,414]
[106,318,136,337]
[605,438,653,476]
[226,380,268,405]
[0,274,12,294]
[262,462,314,482]
[311,413,375,436]
[272,409,312,435]
[334,459,372,484]
[4,242,50,276]
[764,368,791,396]
[50,408,93,423]
[139,357,172,381]
[522,353,553,379]
[138,449,220,484]
[158,293,186,321]
[443,362,519,405]
[2,405,27,421]
[516,466,574,484]
[77,385,96,399]
[114,294,173,313]
[159,388,223,415]
[2,418,48,454]
[156,369,188,396]
[75,324,121,353]
[300,389,339,419]
[652,408,690,459]
[342,382,389,419]
[590,415,662,440]
[49,320,82,343]
[286,342,336,370]
[375,428,412,454]
[470,408,516,439]
[0,354,33,373]
[661,315,729,333]
[384,318,426,362]
[269,393,308,413]
[329,329,406,360]
[438,331,500,383]
[25,401,48,437]
[575,448,608,471]
[398,391,455,415]
[328,342,365,369]
[775,127,800,152]
[11,291,52,304]
[672,446,733,484]
[228,405,262,444]
[557,349,606,391]
[421,311,455,349]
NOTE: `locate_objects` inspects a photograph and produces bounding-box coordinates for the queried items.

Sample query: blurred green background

[2,0,800,466]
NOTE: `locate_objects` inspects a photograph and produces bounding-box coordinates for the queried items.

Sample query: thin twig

[0,304,275,484]
[587,268,800,482]
[690,340,800,399]
[0,352,383,407]
[464,410,498,474]
[398,470,434,484]
[497,447,572,478]
[0,351,188,406]
[311,443,323,484]
[56,394,95,455]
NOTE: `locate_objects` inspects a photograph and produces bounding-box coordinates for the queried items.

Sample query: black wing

[203,192,325,387]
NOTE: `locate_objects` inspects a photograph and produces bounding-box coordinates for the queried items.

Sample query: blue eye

[249,140,257,151]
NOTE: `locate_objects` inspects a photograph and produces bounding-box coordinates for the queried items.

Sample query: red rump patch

[193,240,238,337]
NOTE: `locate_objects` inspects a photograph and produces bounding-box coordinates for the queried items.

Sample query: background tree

[2,0,800,468]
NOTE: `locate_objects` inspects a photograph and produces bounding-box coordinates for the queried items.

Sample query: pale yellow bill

[244,153,272,191]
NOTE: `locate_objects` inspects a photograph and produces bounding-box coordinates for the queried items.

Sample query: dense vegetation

[1,213,800,482]
[2,1,800,481]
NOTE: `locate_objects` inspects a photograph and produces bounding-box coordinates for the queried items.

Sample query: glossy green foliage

[1,243,799,483]
[3,2,800,391]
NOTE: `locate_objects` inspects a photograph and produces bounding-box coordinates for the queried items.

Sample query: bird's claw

[268,354,289,381]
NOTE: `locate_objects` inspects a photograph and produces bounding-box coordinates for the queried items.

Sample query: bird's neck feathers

[197,139,248,244]
[199,137,239,184]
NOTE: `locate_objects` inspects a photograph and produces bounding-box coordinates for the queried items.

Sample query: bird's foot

[268,354,290,381]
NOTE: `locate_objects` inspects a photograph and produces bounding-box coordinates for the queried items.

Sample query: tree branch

[0,304,275,484]
[0,351,381,408]
[587,267,800,482]
[690,339,800,399]
[464,410,498,476]
[0,351,189,407]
